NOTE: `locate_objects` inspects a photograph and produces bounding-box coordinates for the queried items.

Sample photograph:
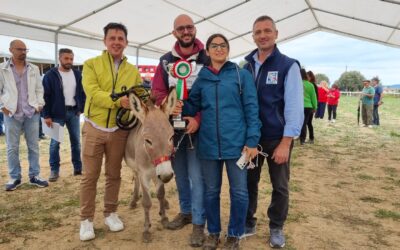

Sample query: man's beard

[61,64,72,70]
[17,54,26,61]
[177,35,195,48]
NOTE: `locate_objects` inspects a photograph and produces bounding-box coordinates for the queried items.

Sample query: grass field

[0,95,399,249]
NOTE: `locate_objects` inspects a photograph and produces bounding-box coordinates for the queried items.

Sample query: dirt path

[0,96,399,249]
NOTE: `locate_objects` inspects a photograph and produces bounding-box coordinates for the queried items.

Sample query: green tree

[315,73,330,85]
[337,71,366,91]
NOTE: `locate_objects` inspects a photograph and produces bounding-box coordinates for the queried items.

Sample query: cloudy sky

[270,31,400,86]
[2,31,399,86]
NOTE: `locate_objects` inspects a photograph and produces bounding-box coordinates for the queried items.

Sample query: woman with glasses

[183,33,261,250]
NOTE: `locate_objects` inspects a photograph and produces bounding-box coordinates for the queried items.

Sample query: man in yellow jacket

[79,22,142,241]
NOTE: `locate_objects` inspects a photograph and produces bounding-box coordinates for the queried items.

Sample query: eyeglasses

[12,48,29,52]
[209,43,228,50]
[175,25,195,33]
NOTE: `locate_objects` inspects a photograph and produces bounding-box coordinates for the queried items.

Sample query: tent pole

[54,32,59,66]
[136,47,139,66]
[136,46,140,67]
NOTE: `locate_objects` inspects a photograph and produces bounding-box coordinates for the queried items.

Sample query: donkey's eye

[145,139,152,146]
[169,136,174,142]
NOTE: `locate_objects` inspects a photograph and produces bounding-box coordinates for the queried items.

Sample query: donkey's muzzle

[158,173,174,183]
[155,161,175,183]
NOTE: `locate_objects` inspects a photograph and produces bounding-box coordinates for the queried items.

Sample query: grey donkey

[124,87,177,243]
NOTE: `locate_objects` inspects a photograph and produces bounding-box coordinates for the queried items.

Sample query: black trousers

[246,139,293,229]
[300,108,314,143]
[328,105,337,120]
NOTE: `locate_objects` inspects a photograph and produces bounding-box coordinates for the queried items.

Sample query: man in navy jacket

[242,16,304,248]
[42,48,85,182]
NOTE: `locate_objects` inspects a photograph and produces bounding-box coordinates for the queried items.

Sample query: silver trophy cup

[162,60,187,130]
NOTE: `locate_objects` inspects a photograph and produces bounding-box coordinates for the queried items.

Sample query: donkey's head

[129,88,177,183]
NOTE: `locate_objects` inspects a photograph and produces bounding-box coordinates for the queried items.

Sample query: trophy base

[173,120,186,130]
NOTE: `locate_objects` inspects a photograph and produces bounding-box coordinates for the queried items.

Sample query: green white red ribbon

[172,60,192,100]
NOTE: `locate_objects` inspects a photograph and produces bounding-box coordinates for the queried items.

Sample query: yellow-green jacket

[82,50,142,128]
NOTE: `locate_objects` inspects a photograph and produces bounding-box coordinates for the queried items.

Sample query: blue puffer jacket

[183,61,261,160]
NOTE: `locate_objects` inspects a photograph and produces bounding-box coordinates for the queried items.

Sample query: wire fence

[341,91,400,97]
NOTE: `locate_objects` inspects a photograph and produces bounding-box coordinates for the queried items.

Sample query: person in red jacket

[315,80,329,119]
[326,84,341,123]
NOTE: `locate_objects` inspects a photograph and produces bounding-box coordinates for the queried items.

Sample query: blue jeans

[4,113,41,180]
[49,110,82,173]
[0,112,4,134]
[373,105,380,125]
[201,159,248,237]
[172,134,205,225]
[315,102,326,119]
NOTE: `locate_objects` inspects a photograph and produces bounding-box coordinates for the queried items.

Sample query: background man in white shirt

[42,48,85,182]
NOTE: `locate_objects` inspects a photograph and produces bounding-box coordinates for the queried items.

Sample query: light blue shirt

[283,63,304,137]
[253,52,262,77]
[10,62,35,121]
[253,52,303,138]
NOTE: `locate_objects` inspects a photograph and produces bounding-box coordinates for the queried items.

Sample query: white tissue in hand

[236,152,248,169]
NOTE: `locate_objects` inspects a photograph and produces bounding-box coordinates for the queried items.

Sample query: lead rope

[247,144,269,169]
[173,132,187,156]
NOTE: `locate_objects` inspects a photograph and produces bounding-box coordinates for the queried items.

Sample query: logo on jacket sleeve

[266,71,278,85]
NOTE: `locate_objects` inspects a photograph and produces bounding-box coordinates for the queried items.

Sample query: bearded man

[42,48,86,182]
[152,14,209,248]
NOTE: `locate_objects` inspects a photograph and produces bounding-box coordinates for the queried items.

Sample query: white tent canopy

[0,35,158,66]
[1,0,400,62]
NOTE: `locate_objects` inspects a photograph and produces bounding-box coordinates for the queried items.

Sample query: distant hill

[384,84,400,89]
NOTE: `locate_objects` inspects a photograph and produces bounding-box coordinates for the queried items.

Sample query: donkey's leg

[141,175,153,243]
[130,173,141,209]
[156,180,169,227]
[153,176,169,209]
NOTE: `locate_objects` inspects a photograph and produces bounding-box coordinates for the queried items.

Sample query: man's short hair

[59,48,73,56]
[103,22,128,38]
[253,15,276,29]
[363,80,371,83]
[371,77,379,83]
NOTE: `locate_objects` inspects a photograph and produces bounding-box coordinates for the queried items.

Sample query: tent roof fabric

[1,0,399,60]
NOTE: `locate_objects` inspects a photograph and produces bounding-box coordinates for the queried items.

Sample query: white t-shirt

[58,69,77,106]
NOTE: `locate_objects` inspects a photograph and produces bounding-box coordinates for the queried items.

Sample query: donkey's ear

[129,91,147,122]
[161,87,177,116]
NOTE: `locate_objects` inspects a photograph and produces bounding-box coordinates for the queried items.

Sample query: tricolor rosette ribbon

[171,60,192,100]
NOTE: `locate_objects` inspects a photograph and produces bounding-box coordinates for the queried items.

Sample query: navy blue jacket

[42,67,85,120]
[183,61,261,160]
[244,46,300,141]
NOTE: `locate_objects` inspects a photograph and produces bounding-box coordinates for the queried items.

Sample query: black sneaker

[5,179,22,191]
[30,176,49,188]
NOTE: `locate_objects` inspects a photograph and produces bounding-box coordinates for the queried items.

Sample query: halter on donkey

[124,87,177,243]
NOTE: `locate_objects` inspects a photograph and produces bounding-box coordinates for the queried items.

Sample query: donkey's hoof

[142,231,152,243]
[161,217,169,228]
[129,201,137,209]
[164,199,170,210]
